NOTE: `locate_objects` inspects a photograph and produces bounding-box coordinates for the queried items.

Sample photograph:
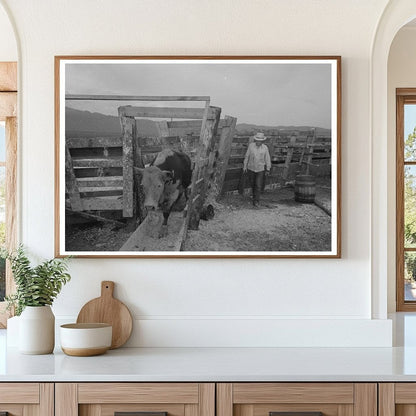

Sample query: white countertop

[3,345,416,382]
[2,313,416,382]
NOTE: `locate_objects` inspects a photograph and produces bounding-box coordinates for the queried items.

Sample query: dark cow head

[138,166,181,212]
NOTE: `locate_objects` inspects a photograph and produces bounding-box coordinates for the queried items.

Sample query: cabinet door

[0,383,53,416]
[55,383,215,416]
[379,383,416,416]
[217,383,377,416]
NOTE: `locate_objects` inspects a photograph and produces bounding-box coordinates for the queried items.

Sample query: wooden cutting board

[76,281,133,349]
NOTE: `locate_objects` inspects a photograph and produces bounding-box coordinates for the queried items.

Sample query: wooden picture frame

[55,56,341,258]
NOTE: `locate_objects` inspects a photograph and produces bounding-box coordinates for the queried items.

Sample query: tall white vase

[19,306,55,354]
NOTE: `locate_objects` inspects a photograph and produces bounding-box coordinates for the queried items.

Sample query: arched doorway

[371,1,416,319]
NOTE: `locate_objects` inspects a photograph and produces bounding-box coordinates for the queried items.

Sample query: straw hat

[253,132,267,141]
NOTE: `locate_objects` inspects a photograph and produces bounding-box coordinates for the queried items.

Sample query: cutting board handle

[101,281,115,298]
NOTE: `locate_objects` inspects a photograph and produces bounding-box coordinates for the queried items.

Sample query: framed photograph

[55,56,341,258]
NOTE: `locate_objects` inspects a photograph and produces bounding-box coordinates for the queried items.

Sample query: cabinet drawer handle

[270,413,323,416]
[115,412,168,416]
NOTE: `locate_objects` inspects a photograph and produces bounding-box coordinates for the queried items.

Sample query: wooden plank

[186,103,220,231]
[5,116,17,308]
[79,186,123,193]
[39,383,54,416]
[185,404,198,416]
[155,120,169,137]
[67,137,122,148]
[56,383,78,416]
[72,157,123,168]
[396,404,416,416]
[168,120,203,129]
[67,94,210,102]
[236,405,253,416]
[211,115,237,198]
[168,119,227,129]
[379,383,395,416]
[232,383,354,404]
[66,209,124,226]
[199,384,215,416]
[78,383,199,404]
[0,62,17,91]
[338,405,354,416]
[79,404,101,416]
[305,128,316,175]
[119,106,206,119]
[77,176,124,187]
[119,115,135,217]
[65,144,83,211]
[397,93,408,311]
[0,92,17,120]
[216,384,233,416]
[0,383,39,404]
[120,211,185,251]
[81,196,123,211]
[395,383,416,403]
[282,134,297,179]
[354,384,377,416]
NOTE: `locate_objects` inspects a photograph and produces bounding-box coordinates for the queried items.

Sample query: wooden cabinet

[0,383,53,416]
[0,380,412,416]
[217,383,377,416]
[55,383,215,416]
[379,383,416,416]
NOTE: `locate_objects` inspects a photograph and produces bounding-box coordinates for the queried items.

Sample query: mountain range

[65,107,331,138]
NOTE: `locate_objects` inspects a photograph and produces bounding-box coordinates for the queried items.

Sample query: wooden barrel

[294,175,316,203]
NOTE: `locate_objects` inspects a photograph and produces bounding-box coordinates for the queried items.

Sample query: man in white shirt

[243,132,272,207]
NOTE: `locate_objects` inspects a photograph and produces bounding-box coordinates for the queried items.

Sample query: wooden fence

[222,130,331,194]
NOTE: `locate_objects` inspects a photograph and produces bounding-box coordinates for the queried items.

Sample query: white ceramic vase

[19,306,55,354]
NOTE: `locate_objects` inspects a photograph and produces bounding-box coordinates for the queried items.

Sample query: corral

[64,95,332,253]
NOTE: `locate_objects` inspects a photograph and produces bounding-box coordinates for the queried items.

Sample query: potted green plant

[4,246,71,354]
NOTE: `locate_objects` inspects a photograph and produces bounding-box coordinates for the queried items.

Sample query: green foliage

[0,222,5,248]
[405,127,416,247]
[3,246,71,316]
[405,127,416,281]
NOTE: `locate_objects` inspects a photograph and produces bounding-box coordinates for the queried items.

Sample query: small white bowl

[60,323,112,356]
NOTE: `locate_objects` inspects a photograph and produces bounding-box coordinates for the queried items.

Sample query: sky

[405,104,416,139]
[0,123,5,161]
[65,60,333,129]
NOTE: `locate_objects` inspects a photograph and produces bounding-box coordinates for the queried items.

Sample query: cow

[137,149,192,238]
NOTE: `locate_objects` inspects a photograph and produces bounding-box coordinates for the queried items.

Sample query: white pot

[19,306,55,354]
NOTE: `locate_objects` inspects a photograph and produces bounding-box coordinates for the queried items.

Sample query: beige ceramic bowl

[60,323,112,356]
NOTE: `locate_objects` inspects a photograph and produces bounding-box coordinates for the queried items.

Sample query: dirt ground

[66,183,332,253]
[183,184,332,252]
[65,220,133,252]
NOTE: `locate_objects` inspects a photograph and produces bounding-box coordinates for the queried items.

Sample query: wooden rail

[66,94,210,102]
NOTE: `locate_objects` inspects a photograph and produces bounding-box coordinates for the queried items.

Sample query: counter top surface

[3,345,416,382]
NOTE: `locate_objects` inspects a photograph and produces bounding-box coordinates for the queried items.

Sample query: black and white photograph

[55,57,341,257]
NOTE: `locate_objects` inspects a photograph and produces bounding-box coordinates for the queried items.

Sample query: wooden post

[282,133,297,180]
[133,124,145,224]
[119,113,135,217]
[65,143,83,211]
[155,120,170,137]
[209,115,237,200]
[305,127,316,175]
[185,105,221,233]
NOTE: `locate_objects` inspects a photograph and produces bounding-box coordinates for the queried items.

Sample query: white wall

[0,0,393,347]
[387,26,416,312]
[0,3,16,61]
